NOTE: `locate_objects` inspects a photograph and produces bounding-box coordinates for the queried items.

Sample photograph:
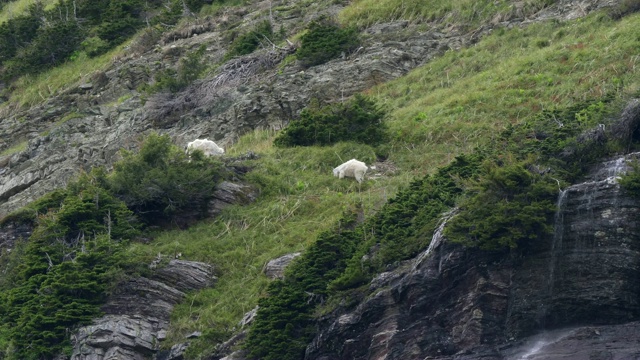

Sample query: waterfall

[509,327,578,360]
[542,154,630,325]
[412,208,458,272]
[543,188,568,326]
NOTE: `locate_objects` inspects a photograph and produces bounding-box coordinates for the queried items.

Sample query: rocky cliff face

[72,260,216,360]
[305,151,640,360]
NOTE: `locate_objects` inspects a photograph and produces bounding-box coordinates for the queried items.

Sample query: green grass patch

[199,0,247,16]
[0,0,57,24]
[370,12,640,175]
[0,140,26,157]
[2,44,124,109]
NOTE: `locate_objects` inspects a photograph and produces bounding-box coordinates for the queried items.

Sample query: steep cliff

[305,148,640,359]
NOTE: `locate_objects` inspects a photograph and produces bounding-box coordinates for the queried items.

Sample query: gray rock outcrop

[208,181,259,217]
[263,252,301,279]
[71,260,216,359]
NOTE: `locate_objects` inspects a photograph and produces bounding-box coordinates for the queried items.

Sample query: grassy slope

[127,132,412,354]
[136,10,639,356]
[167,10,638,357]
[339,0,554,29]
[1,0,639,358]
[376,12,640,174]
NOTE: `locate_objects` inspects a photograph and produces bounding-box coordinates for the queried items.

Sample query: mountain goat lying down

[186,139,224,157]
[333,159,368,183]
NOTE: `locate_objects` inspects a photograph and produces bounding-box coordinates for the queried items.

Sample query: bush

[274,94,388,148]
[0,175,138,359]
[0,0,207,82]
[330,154,482,290]
[245,209,363,360]
[145,45,208,93]
[107,133,225,225]
[296,17,359,68]
[80,36,110,57]
[619,161,640,196]
[226,20,273,59]
[444,159,558,250]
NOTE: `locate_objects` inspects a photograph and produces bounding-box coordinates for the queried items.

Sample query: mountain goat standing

[333,159,368,183]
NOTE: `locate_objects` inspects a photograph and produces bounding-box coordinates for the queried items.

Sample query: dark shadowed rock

[156,342,189,360]
[0,220,33,252]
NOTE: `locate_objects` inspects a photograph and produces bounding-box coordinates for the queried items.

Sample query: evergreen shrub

[444,159,558,250]
[274,94,388,148]
[330,153,482,290]
[0,0,210,82]
[245,208,363,360]
[296,16,359,68]
[107,133,225,225]
[619,161,640,197]
[0,132,228,357]
[0,175,138,359]
[226,20,273,59]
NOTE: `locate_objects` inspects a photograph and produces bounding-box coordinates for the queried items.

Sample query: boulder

[263,252,301,279]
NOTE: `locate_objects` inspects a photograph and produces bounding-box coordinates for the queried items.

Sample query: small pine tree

[274,94,388,148]
[296,17,359,68]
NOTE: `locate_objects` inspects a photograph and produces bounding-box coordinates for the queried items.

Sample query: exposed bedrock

[71,260,216,360]
[306,152,640,360]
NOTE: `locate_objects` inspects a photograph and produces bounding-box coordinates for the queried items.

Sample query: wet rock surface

[306,152,640,360]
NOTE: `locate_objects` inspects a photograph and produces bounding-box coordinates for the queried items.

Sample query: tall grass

[339,0,554,29]
[0,0,57,24]
[1,43,129,110]
[127,132,410,354]
[372,12,640,174]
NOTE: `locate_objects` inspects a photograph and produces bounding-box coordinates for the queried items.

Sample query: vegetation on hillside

[0,0,212,82]
[296,16,359,67]
[0,178,139,359]
[274,94,388,148]
[339,0,554,29]
[0,0,639,359]
[0,134,225,359]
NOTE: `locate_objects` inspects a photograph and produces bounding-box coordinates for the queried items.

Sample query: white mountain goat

[333,159,368,183]
[186,139,224,157]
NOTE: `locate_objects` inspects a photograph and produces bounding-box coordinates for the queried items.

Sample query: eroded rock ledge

[71,260,216,360]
